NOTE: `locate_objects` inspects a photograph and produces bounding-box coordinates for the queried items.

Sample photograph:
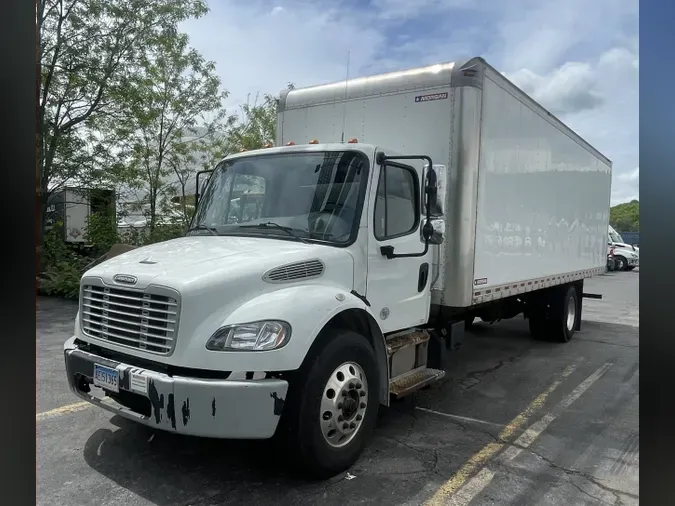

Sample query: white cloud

[181,0,638,204]
[619,167,639,183]
[613,166,639,205]
[508,62,604,115]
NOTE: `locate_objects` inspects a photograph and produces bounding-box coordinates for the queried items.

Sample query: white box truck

[63,57,612,477]
[46,187,116,244]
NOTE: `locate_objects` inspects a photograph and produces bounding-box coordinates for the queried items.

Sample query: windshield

[608,226,624,243]
[190,150,369,245]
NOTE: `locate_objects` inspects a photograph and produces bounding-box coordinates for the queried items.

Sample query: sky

[181,0,639,206]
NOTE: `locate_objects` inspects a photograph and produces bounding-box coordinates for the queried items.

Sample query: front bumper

[63,336,288,439]
[628,257,639,267]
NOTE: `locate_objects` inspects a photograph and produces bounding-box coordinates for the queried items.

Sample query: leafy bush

[38,259,89,298]
[39,217,186,300]
[38,223,93,298]
[85,212,120,256]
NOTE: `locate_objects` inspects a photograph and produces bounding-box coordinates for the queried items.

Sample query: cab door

[365,153,434,334]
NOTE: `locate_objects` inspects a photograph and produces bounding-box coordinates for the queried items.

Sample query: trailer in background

[46,187,116,245]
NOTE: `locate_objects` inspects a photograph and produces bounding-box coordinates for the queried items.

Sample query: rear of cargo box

[437,59,612,309]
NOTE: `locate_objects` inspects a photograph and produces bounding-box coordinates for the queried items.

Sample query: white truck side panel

[278,62,478,310]
[467,67,612,303]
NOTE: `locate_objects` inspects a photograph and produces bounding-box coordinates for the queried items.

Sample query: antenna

[340,50,351,143]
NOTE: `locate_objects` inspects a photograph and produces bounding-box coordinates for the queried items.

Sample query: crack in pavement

[519,449,637,505]
[464,354,523,385]
[548,474,616,506]
[574,337,639,349]
[464,421,639,503]
[384,436,445,479]
[404,412,637,504]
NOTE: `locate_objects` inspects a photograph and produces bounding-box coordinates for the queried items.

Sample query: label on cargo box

[474,278,488,286]
[414,92,448,103]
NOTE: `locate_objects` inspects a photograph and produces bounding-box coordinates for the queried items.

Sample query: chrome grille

[80,282,180,355]
[263,259,325,283]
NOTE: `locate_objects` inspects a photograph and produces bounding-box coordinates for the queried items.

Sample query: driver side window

[373,164,420,240]
[226,174,266,224]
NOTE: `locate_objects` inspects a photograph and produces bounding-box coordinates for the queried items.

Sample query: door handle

[418,262,430,292]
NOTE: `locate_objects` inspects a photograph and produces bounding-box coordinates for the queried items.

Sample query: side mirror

[422,221,434,242]
[422,218,445,245]
[425,167,438,213]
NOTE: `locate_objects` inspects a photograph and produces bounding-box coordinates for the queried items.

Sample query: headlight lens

[205,320,291,351]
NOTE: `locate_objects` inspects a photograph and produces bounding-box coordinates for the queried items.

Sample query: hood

[611,244,639,257]
[84,235,355,291]
[616,243,639,253]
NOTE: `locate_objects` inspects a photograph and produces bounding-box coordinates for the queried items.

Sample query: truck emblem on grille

[113,274,138,285]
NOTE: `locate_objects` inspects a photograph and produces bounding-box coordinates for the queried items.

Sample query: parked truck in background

[608,225,639,271]
[46,187,115,245]
[63,57,612,478]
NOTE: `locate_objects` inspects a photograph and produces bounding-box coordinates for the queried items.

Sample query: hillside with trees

[609,199,639,232]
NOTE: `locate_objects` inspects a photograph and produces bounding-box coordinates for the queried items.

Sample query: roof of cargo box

[278,56,612,166]
[278,60,458,111]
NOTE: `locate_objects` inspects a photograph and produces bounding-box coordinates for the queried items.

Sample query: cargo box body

[277,57,612,309]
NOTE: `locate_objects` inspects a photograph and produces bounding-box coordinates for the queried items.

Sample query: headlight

[205,320,291,351]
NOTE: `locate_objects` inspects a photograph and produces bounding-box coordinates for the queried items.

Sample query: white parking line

[443,362,613,506]
[446,468,496,505]
[500,362,613,462]
[415,407,505,430]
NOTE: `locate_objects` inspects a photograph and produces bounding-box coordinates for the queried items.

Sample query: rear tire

[278,330,380,479]
[528,285,579,343]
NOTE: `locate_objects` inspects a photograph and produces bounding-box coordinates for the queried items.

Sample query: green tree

[227,84,294,151]
[610,199,639,232]
[167,124,235,225]
[37,0,209,263]
[112,30,228,232]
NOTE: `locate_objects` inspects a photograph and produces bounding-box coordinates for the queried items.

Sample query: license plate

[93,364,119,393]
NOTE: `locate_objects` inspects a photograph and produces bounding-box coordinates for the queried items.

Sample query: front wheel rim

[319,361,368,448]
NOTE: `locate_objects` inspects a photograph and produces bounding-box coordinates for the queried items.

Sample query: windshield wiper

[238,222,309,244]
[187,224,219,236]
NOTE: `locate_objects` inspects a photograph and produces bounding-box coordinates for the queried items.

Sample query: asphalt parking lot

[37,270,639,506]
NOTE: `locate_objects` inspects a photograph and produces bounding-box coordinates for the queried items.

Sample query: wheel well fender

[304,307,390,406]
[218,285,388,402]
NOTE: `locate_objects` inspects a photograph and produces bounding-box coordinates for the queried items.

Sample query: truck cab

[64,141,442,477]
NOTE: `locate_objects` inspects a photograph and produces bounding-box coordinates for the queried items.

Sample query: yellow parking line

[424,362,578,506]
[37,401,92,421]
[37,398,113,421]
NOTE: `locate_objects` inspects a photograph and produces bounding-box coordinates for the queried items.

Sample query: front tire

[615,256,627,271]
[280,330,380,479]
